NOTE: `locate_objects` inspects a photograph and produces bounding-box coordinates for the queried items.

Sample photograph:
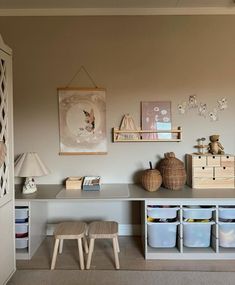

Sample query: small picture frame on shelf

[141,101,172,140]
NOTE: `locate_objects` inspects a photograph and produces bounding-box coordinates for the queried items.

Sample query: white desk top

[15,184,235,202]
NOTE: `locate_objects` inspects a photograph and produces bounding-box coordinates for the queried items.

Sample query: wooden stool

[86,221,120,270]
[51,221,88,270]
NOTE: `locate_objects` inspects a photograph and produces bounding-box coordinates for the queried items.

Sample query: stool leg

[83,236,89,254]
[86,238,95,269]
[59,239,64,254]
[51,238,60,270]
[112,237,120,269]
[115,236,120,253]
[77,238,84,270]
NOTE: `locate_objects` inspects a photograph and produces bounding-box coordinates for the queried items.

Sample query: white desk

[15,184,235,260]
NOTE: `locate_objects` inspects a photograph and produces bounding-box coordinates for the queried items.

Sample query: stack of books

[82,176,101,191]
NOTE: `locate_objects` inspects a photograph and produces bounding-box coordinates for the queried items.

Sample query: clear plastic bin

[219,207,235,220]
[15,208,28,220]
[183,222,214,247]
[15,224,28,234]
[183,207,214,220]
[147,206,179,219]
[148,222,179,248]
[219,223,235,247]
[15,238,28,249]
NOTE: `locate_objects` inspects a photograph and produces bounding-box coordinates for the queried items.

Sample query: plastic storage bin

[183,222,214,247]
[15,238,28,249]
[148,222,179,248]
[183,207,214,220]
[219,207,235,220]
[15,208,28,220]
[147,206,179,219]
[15,224,28,234]
[219,223,235,247]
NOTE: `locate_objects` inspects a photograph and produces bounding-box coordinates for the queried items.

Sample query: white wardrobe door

[0,38,15,284]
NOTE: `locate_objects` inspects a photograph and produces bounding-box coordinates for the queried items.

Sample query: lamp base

[22,177,37,194]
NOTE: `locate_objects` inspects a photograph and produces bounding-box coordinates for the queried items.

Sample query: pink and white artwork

[58,88,107,154]
[141,101,172,139]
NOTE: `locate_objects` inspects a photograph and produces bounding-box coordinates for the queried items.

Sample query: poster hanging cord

[66,65,98,88]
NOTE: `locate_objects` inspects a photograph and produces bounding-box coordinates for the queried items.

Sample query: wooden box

[186,154,235,189]
[66,177,83,190]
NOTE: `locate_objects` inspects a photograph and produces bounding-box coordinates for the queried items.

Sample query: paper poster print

[141,101,172,139]
[58,88,107,154]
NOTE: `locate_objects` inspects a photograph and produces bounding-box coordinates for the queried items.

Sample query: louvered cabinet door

[0,35,15,285]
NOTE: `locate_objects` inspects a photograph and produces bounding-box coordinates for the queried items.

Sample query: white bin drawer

[183,222,214,247]
[15,224,28,234]
[15,238,28,249]
[147,222,179,248]
[183,207,214,219]
[219,223,235,247]
[219,207,235,219]
[147,206,179,219]
[15,208,29,220]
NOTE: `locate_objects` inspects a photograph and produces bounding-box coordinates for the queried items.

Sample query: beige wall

[0,15,235,185]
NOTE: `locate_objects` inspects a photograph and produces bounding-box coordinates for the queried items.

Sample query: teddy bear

[208,135,225,155]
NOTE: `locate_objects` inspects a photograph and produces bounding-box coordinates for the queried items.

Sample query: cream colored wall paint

[0,16,235,184]
[1,15,235,224]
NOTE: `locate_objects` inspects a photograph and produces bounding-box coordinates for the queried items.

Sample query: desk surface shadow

[56,184,130,199]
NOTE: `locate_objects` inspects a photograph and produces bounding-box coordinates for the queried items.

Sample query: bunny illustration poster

[58,88,107,154]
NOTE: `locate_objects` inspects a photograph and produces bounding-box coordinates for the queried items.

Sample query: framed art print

[141,101,172,139]
[58,88,107,154]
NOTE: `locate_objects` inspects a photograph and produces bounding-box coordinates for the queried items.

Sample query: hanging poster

[58,88,107,154]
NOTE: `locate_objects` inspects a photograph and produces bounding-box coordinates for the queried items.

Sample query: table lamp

[14,152,50,194]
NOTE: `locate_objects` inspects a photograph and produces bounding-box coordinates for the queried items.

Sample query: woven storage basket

[157,152,186,190]
[141,169,162,192]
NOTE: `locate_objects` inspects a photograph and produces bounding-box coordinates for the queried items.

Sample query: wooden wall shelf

[112,127,182,142]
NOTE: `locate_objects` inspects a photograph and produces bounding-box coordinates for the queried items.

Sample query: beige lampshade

[14,152,50,177]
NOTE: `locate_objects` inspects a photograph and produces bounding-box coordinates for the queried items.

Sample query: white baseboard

[46,223,141,236]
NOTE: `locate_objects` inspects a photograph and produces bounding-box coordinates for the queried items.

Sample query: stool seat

[51,221,88,270]
[89,221,118,238]
[86,221,120,270]
[54,222,87,239]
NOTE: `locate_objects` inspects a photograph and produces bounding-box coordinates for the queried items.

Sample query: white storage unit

[144,201,219,259]
[15,201,47,260]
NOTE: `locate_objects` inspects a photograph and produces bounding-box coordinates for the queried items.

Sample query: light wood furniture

[112,127,182,142]
[86,221,120,269]
[186,154,235,189]
[51,221,88,270]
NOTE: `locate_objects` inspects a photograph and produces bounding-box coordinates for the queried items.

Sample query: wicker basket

[141,169,162,192]
[157,152,186,190]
